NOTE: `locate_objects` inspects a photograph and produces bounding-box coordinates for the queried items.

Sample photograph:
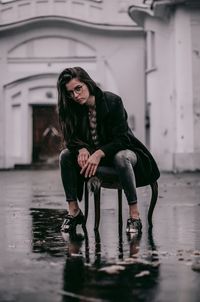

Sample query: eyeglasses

[68,84,84,98]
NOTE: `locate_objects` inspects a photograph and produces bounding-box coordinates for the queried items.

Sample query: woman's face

[65,78,90,106]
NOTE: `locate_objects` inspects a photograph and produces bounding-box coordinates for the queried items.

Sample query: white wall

[191,11,200,155]
[0,18,145,168]
[145,17,176,170]
[142,6,200,171]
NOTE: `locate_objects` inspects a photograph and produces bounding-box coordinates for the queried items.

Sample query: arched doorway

[4,74,60,168]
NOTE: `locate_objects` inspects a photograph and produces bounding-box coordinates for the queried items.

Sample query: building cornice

[0,0,141,32]
[0,15,143,33]
[128,3,154,27]
[128,0,200,27]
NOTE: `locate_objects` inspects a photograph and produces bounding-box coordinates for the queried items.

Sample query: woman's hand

[77,148,90,168]
[80,150,105,178]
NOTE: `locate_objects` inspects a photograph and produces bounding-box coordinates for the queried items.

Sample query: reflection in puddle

[30,208,160,302]
[62,229,159,302]
[30,208,67,256]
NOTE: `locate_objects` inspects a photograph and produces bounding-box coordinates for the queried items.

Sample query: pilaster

[173,7,194,170]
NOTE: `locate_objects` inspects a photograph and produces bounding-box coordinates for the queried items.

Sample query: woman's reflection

[30,208,160,301]
[62,232,85,301]
[128,233,142,258]
[62,227,160,302]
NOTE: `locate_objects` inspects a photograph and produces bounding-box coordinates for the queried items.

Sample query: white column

[174,8,194,154]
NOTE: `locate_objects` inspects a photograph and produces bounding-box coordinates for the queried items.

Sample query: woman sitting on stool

[57,67,160,234]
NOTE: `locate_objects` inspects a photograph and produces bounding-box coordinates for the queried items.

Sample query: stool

[84,166,158,230]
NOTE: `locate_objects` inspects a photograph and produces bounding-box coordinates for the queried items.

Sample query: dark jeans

[59,149,138,205]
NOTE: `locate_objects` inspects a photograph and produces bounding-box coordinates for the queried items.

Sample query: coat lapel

[95,89,109,122]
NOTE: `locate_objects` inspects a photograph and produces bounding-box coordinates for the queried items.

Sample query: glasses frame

[67,84,85,98]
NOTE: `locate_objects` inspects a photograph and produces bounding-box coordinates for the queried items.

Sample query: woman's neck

[86,95,95,107]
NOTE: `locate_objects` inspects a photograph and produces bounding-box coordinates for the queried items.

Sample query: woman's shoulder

[103,90,121,100]
[96,88,124,114]
[96,87,121,103]
[103,91,122,107]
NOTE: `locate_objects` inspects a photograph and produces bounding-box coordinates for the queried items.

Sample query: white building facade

[129,0,200,171]
[2,0,199,171]
[0,0,146,169]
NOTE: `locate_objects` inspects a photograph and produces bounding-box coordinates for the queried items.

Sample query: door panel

[32,105,61,163]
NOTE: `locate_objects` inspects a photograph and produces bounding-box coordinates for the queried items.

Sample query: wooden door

[32,105,61,163]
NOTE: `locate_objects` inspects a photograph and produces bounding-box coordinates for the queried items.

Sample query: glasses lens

[68,85,83,97]
[75,85,83,94]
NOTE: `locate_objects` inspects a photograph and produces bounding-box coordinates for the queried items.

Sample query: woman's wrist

[95,149,105,159]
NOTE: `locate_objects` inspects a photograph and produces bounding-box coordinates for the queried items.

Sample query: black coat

[67,88,160,200]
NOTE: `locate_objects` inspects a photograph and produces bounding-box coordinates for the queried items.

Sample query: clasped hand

[78,148,104,178]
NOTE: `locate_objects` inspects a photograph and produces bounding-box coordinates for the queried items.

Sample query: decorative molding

[3,73,58,88]
[0,0,138,31]
[7,35,96,59]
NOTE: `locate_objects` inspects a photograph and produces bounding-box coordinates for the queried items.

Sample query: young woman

[57,67,160,234]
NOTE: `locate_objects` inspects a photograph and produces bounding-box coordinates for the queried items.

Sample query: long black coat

[67,88,160,200]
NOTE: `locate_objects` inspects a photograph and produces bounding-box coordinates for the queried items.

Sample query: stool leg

[148,181,158,227]
[84,182,89,223]
[118,189,123,260]
[94,187,101,231]
[118,189,123,226]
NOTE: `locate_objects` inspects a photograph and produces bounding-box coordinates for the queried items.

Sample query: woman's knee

[113,150,137,167]
[59,149,72,166]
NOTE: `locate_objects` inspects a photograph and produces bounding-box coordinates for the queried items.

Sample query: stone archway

[4,74,59,168]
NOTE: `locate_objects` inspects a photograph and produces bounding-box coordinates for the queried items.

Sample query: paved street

[0,168,200,302]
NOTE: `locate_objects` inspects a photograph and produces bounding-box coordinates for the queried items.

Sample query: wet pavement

[0,169,200,302]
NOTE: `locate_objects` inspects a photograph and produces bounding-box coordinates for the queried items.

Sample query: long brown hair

[57,67,98,145]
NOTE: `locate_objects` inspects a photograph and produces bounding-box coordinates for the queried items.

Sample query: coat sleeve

[66,115,92,155]
[67,138,90,155]
[100,96,131,157]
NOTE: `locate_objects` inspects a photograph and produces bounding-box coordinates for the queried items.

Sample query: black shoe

[126,218,142,234]
[61,210,85,233]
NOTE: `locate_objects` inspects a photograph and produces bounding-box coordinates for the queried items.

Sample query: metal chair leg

[94,187,101,231]
[118,188,123,259]
[118,189,123,226]
[84,182,89,223]
[148,181,158,227]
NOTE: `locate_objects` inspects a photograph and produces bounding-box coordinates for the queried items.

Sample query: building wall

[191,11,200,154]
[130,3,200,171]
[0,0,146,168]
[145,17,176,170]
